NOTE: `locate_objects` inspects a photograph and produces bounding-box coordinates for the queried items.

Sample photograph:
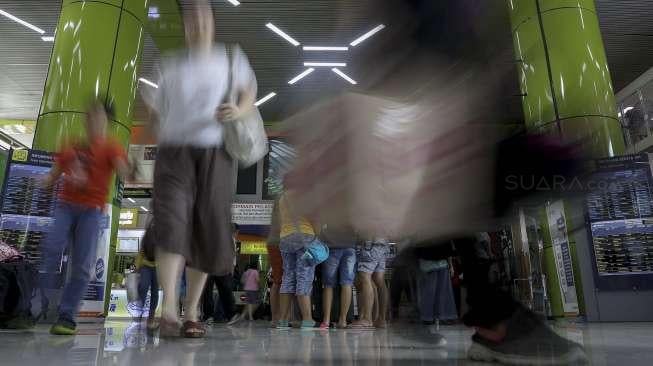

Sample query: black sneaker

[467,308,587,365]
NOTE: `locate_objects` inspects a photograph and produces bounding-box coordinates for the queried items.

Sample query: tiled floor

[0,320,652,365]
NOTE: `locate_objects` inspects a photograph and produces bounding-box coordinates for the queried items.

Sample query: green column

[32,0,150,315]
[507,0,624,318]
[508,0,625,158]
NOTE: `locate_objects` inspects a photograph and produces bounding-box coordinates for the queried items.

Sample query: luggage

[0,261,36,329]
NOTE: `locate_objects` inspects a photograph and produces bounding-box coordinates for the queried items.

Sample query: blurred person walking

[202,225,239,324]
[319,223,357,330]
[142,0,257,338]
[41,100,133,335]
[282,0,587,363]
[276,191,319,330]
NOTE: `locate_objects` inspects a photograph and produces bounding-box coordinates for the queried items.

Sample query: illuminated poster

[546,200,579,315]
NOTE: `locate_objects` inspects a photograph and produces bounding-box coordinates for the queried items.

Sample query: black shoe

[467,308,587,365]
[422,320,436,326]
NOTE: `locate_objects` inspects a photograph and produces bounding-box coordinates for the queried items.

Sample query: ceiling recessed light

[0,9,45,34]
[332,68,357,85]
[350,24,386,47]
[127,198,135,203]
[255,92,277,107]
[303,46,349,51]
[226,0,241,6]
[148,6,160,19]
[140,206,149,212]
[288,68,315,85]
[138,77,158,88]
[304,62,346,67]
[41,36,54,42]
[266,23,300,47]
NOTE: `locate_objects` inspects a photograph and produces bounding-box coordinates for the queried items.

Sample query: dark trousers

[202,274,235,321]
[390,265,415,317]
[454,237,518,329]
[138,266,159,318]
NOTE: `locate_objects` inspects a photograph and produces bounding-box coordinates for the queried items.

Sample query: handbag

[302,238,330,266]
[223,44,269,168]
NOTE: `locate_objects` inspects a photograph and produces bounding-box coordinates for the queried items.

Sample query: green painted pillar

[507,0,624,317]
[508,0,625,158]
[32,0,150,315]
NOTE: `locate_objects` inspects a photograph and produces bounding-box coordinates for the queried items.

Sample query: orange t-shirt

[56,139,127,209]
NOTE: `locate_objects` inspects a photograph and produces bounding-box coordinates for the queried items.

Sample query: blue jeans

[138,266,159,318]
[280,233,316,296]
[321,248,356,287]
[417,266,458,322]
[41,202,104,322]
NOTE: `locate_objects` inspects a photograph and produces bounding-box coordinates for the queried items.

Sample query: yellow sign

[240,241,268,255]
[119,208,139,228]
[11,149,28,162]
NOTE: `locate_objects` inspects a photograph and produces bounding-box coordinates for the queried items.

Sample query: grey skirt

[152,145,235,275]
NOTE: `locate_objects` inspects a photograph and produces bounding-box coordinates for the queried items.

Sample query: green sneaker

[50,319,77,335]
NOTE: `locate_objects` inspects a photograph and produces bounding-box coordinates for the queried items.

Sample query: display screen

[117,237,139,253]
[587,154,653,279]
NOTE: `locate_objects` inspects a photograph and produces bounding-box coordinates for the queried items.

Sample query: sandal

[183,321,206,338]
[160,318,182,337]
[347,321,375,330]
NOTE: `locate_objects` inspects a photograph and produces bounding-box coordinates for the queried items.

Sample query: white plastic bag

[224,107,268,168]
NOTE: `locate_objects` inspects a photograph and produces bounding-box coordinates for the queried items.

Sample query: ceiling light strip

[226,0,241,6]
[332,68,357,85]
[303,46,349,51]
[304,62,346,67]
[350,24,386,47]
[0,9,46,34]
[266,23,300,46]
[288,68,315,85]
[41,36,54,42]
[138,78,158,88]
[255,92,277,107]
[140,206,149,212]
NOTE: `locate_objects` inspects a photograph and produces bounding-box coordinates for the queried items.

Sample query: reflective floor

[0,320,652,365]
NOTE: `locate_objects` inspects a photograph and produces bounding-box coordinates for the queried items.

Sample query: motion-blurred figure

[282,0,586,364]
[142,0,257,338]
[42,99,132,335]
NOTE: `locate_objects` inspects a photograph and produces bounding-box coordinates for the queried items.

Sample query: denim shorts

[321,248,357,287]
[280,233,316,296]
[356,243,388,273]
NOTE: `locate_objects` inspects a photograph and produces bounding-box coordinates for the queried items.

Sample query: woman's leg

[155,248,185,322]
[279,249,298,323]
[183,267,208,322]
[295,248,317,323]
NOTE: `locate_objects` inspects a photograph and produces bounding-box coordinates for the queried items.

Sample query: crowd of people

[33,0,590,364]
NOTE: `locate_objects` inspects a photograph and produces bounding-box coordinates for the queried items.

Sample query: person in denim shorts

[319,224,357,329]
[277,193,318,330]
[349,239,390,329]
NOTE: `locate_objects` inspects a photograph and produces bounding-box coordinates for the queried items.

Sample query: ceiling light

[288,68,315,84]
[623,106,634,113]
[266,23,300,47]
[0,9,45,34]
[41,36,54,42]
[303,46,348,51]
[14,125,27,134]
[127,198,135,203]
[226,0,241,5]
[350,24,386,47]
[0,139,11,150]
[332,68,357,85]
[304,62,346,67]
[138,78,158,88]
[140,206,149,212]
[255,92,277,107]
[148,6,160,19]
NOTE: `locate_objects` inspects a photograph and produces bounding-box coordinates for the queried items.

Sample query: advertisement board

[546,200,579,315]
[232,202,274,225]
[78,205,112,318]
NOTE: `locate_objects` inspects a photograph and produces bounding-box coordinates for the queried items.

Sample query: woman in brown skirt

[142,0,257,337]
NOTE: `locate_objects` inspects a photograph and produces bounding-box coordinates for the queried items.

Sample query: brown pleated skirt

[152,145,235,275]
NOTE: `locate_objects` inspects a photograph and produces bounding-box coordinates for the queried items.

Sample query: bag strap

[223,43,235,105]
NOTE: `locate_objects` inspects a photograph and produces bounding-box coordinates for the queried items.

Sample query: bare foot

[347,320,374,329]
